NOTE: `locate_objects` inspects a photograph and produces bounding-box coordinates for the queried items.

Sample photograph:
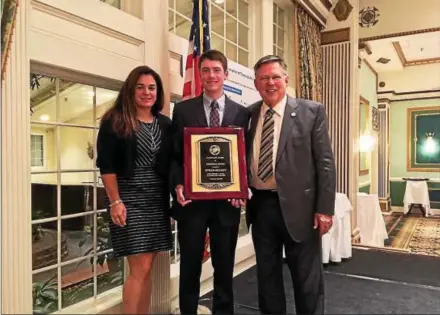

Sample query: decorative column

[320,0,360,242]
[370,106,380,195]
[1,0,33,313]
[321,41,356,203]
[377,98,391,212]
[143,0,171,313]
[256,0,274,57]
[144,0,172,117]
[121,0,143,19]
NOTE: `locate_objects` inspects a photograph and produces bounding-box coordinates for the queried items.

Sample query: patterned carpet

[384,213,440,257]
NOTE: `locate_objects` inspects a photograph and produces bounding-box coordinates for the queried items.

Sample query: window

[30,72,123,313]
[99,0,121,9]
[168,0,193,39]
[273,3,285,57]
[31,134,44,168]
[169,0,250,67]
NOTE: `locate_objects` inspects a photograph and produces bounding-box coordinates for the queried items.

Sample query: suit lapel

[194,95,208,126]
[221,95,238,127]
[247,101,263,166]
[249,102,262,143]
[276,96,298,165]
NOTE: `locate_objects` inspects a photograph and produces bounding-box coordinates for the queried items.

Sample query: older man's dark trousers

[250,189,325,315]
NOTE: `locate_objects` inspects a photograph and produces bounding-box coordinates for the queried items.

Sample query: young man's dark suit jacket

[246,95,336,314]
[170,94,250,315]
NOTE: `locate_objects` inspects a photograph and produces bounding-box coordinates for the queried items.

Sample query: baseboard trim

[379,198,392,212]
[390,177,440,183]
[359,181,371,188]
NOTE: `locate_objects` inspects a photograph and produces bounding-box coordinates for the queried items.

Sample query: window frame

[30,64,125,314]
[272,2,286,58]
[168,0,251,67]
[31,133,46,170]
[99,0,121,9]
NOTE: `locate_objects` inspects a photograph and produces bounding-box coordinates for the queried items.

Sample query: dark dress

[108,118,172,257]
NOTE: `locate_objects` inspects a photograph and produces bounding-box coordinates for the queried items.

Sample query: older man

[246,55,336,314]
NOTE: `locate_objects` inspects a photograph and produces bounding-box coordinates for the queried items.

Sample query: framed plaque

[184,127,248,200]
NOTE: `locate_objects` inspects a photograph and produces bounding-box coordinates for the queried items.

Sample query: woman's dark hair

[101,65,165,138]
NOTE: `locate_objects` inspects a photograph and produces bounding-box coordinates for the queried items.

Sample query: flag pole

[199,0,203,53]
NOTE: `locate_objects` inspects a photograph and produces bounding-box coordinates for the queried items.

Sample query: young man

[170,49,250,314]
[246,55,336,314]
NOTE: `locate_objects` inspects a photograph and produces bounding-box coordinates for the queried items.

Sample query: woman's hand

[110,203,127,227]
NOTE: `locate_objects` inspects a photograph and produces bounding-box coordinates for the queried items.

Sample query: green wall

[360,61,378,109]
[359,184,371,194]
[389,99,440,180]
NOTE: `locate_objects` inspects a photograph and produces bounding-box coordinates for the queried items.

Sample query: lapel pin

[291,112,296,117]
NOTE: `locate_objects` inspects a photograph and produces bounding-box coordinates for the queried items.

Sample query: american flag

[182,0,211,100]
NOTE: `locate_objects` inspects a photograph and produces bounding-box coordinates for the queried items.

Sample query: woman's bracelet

[109,199,123,207]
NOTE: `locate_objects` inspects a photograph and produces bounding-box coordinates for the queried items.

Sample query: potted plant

[33,275,58,314]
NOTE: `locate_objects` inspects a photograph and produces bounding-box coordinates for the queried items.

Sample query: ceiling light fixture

[40,114,50,122]
[214,0,224,4]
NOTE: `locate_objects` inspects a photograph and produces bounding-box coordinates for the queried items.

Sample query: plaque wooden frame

[183,127,248,200]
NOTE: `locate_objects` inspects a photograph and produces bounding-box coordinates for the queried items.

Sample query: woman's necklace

[143,118,157,151]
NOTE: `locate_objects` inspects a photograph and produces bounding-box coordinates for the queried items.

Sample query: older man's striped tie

[257,108,274,182]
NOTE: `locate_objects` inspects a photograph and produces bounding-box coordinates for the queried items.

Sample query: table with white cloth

[356,193,388,247]
[403,179,432,216]
[321,192,353,263]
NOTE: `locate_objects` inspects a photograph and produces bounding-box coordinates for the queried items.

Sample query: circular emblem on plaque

[209,145,221,156]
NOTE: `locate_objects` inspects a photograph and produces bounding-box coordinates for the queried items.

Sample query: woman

[96,66,173,314]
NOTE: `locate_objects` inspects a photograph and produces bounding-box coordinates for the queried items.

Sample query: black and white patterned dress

[109,118,172,257]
